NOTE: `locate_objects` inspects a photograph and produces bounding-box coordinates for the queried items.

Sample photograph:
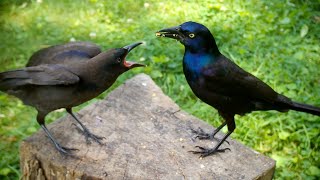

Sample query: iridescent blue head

[156,21,219,54]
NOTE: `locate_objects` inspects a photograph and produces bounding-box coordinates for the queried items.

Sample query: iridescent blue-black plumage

[157,21,320,157]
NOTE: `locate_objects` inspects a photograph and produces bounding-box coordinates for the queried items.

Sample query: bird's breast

[183,52,214,83]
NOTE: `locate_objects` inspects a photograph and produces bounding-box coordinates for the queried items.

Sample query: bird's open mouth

[123,60,141,68]
[122,42,145,68]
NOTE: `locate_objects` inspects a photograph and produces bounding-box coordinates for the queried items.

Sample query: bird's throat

[183,51,216,73]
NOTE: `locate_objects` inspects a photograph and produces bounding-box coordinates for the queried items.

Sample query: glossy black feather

[157,21,320,157]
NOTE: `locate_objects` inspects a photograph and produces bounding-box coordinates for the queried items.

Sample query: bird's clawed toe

[55,144,79,156]
[84,130,105,145]
[189,146,231,158]
[73,124,104,145]
[191,127,215,140]
[72,123,105,145]
[190,127,230,144]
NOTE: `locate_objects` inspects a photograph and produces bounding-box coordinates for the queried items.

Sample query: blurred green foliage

[0,0,319,179]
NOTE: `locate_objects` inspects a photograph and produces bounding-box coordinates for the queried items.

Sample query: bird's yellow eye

[189,33,195,38]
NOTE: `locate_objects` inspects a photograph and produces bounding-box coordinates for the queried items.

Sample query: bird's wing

[27,41,102,66]
[202,56,279,103]
[0,64,80,90]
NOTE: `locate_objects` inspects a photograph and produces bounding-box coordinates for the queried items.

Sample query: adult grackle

[0,41,144,155]
[156,21,320,157]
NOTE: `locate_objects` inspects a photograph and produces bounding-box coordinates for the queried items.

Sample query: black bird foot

[191,127,214,140]
[73,123,105,145]
[54,144,79,156]
[189,146,231,158]
[191,127,230,145]
[83,130,105,145]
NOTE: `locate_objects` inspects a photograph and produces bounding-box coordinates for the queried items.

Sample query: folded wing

[0,64,80,90]
[27,42,102,66]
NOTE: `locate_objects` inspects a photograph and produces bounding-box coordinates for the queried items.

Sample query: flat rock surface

[20,73,275,180]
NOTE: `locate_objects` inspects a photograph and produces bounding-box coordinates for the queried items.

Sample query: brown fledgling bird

[0,41,144,154]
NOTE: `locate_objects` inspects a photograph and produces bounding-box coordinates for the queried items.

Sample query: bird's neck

[183,49,218,82]
[183,35,221,76]
[90,52,111,67]
[183,40,220,68]
[83,52,124,87]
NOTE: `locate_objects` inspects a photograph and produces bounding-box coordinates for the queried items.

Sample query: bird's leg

[37,112,78,155]
[66,108,105,145]
[190,113,235,157]
[191,121,227,141]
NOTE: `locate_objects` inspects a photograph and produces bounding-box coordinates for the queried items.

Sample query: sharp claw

[55,145,79,156]
[62,147,79,151]
[198,127,205,133]
[200,154,210,158]
[217,148,231,152]
[195,146,206,150]
[225,140,230,145]
[190,127,216,140]
[188,150,202,154]
[190,128,197,133]
[198,135,211,140]
[84,131,105,145]
[191,127,203,134]
[190,127,204,134]
[189,146,230,157]
[191,128,230,144]
[72,124,105,145]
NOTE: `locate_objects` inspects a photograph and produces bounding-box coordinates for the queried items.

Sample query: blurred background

[0,0,319,179]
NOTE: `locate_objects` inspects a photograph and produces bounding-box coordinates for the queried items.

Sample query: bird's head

[119,42,145,69]
[103,42,145,73]
[156,21,218,53]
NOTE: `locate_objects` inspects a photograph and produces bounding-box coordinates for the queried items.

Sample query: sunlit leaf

[300,25,309,38]
[307,166,320,176]
[279,131,290,140]
[0,168,11,176]
[280,17,291,24]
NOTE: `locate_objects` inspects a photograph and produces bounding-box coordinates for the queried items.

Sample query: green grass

[0,0,319,179]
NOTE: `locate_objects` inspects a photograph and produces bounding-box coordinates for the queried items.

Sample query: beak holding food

[155,26,183,40]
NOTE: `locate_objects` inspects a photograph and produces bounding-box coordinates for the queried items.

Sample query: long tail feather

[289,101,320,116]
[0,71,29,91]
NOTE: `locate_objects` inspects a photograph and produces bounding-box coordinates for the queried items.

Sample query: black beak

[155,25,184,40]
[123,42,143,52]
[122,42,145,69]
